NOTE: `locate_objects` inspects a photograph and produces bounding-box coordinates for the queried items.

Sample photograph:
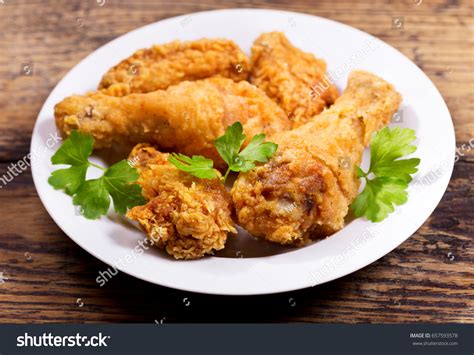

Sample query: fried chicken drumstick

[127,144,236,259]
[55,77,291,168]
[231,71,402,245]
[99,39,250,96]
[250,32,339,128]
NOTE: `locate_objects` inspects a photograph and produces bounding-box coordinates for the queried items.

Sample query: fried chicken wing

[55,77,291,169]
[250,32,339,128]
[126,144,236,259]
[99,39,250,96]
[231,71,401,245]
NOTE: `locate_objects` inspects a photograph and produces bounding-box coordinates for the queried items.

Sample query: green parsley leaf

[102,160,146,215]
[371,158,420,183]
[234,134,278,172]
[73,178,110,219]
[351,177,408,222]
[167,122,278,183]
[215,123,278,181]
[48,130,93,195]
[370,127,417,165]
[48,165,89,196]
[214,122,246,167]
[168,153,217,179]
[50,130,93,166]
[71,159,146,219]
[351,127,420,222]
[48,130,145,219]
[370,127,420,183]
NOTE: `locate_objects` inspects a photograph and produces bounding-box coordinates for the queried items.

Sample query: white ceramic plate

[31,9,455,295]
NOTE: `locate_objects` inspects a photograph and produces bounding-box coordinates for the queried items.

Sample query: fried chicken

[55,77,291,169]
[231,71,402,245]
[250,32,339,128]
[126,144,236,260]
[99,39,250,96]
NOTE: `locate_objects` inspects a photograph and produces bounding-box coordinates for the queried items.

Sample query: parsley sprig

[350,127,420,222]
[168,153,217,180]
[48,131,146,219]
[169,122,278,183]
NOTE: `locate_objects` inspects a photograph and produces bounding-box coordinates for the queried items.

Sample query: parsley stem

[222,168,231,184]
[89,161,106,171]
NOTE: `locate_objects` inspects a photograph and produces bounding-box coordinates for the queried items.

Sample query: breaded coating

[231,71,402,245]
[126,144,236,260]
[99,39,250,96]
[250,32,339,128]
[55,77,291,169]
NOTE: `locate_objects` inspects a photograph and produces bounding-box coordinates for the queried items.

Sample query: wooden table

[0,0,472,323]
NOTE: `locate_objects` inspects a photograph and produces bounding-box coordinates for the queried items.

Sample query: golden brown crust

[54,78,291,169]
[126,144,236,260]
[232,70,402,245]
[250,32,339,128]
[99,39,250,96]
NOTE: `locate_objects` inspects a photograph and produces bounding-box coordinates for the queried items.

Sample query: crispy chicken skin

[231,71,402,245]
[55,77,291,169]
[99,39,250,96]
[126,144,236,260]
[250,32,339,128]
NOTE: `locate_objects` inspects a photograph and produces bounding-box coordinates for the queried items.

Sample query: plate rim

[30,8,456,295]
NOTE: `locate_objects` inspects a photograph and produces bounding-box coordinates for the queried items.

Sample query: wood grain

[0,0,472,323]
